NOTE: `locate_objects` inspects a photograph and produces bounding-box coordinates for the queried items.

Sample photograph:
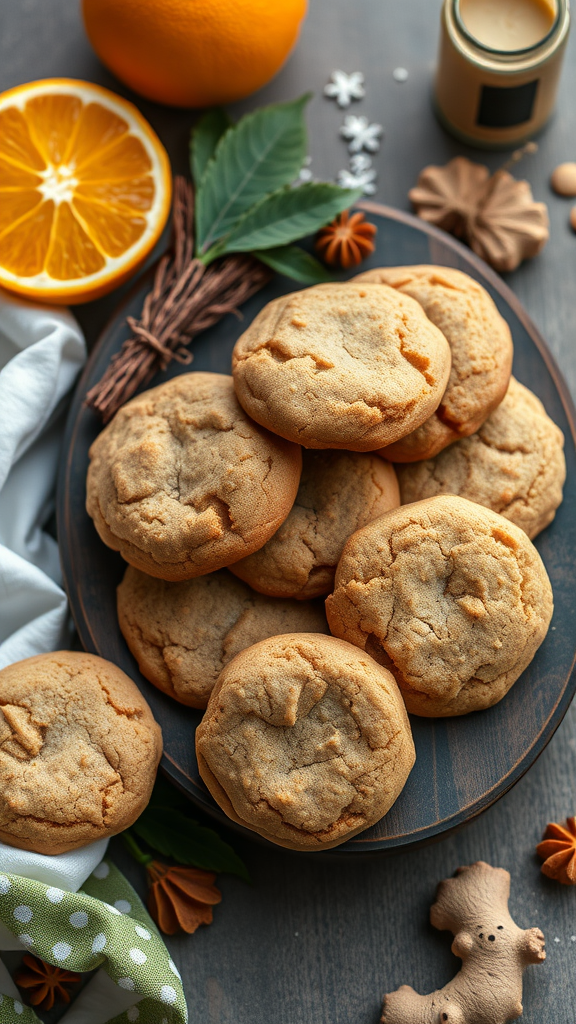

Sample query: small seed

[551,162,576,196]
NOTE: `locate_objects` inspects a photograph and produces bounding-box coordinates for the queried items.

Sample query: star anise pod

[315,210,377,268]
[409,154,549,273]
[147,860,222,934]
[14,953,81,1010]
[536,816,576,884]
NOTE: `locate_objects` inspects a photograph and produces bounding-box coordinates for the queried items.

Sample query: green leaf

[196,93,311,253]
[133,806,250,881]
[190,108,233,187]
[215,184,362,256]
[255,245,333,283]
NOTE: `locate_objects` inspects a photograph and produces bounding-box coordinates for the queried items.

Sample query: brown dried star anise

[147,860,222,935]
[537,816,576,884]
[409,151,549,273]
[315,210,377,268]
[14,953,81,1010]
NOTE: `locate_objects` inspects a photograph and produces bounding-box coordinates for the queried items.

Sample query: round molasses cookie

[0,652,162,854]
[326,495,553,717]
[118,566,329,708]
[196,633,415,851]
[86,372,302,580]
[231,282,451,451]
[355,266,513,461]
[397,377,566,540]
[230,450,400,599]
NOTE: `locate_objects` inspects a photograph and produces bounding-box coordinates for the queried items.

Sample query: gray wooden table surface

[1,1,576,1021]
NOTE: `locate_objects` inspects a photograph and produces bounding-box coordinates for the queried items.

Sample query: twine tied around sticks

[85,176,272,423]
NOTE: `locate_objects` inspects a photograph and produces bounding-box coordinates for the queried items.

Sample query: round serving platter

[57,202,576,855]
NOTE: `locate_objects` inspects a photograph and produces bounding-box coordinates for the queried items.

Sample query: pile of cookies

[2,265,563,857]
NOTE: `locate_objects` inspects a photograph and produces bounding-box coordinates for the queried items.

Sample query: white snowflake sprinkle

[296,156,314,185]
[324,70,365,108]
[340,115,383,153]
[337,166,378,196]
[393,67,409,82]
[571,935,576,942]
[554,936,561,943]
[349,153,373,174]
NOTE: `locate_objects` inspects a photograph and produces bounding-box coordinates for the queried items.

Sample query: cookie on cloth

[355,265,513,461]
[0,651,162,854]
[118,566,329,708]
[86,371,302,581]
[326,495,553,717]
[397,377,566,540]
[230,450,400,599]
[196,633,415,851]
[231,282,451,451]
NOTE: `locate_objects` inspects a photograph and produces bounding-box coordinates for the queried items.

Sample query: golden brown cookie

[196,633,415,851]
[86,372,302,581]
[230,450,400,598]
[231,282,451,451]
[326,495,553,717]
[398,377,566,539]
[0,651,162,854]
[355,266,513,461]
[117,566,329,708]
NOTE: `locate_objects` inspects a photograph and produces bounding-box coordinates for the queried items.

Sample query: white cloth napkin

[0,288,111,884]
[0,287,86,667]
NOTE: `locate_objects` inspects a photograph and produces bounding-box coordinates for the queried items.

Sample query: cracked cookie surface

[86,371,302,581]
[397,377,566,539]
[118,566,329,708]
[0,651,162,854]
[326,495,553,717]
[229,450,400,599]
[355,266,513,461]
[196,633,415,850]
[231,283,451,451]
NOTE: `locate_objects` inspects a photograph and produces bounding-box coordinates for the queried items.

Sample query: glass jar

[435,0,571,148]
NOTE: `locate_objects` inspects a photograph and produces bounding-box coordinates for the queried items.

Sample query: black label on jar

[476,79,539,128]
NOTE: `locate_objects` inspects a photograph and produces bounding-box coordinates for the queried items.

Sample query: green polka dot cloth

[0,859,187,1024]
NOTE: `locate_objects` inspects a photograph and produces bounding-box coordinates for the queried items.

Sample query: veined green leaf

[196,94,311,253]
[255,245,333,283]
[190,108,233,188]
[216,184,362,255]
[134,806,250,881]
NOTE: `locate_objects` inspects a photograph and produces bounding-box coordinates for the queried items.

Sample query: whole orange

[82,0,308,108]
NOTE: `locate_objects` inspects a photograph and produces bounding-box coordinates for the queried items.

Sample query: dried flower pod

[409,155,549,273]
[536,816,576,884]
[147,860,222,934]
[315,210,377,269]
[14,953,81,1010]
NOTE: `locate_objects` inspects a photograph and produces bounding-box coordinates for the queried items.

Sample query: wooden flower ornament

[315,210,377,268]
[537,816,576,884]
[382,861,545,1024]
[409,155,549,273]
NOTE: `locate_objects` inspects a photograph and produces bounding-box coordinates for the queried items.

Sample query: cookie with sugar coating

[118,565,329,708]
[355,265,513,461]
[398,377,565,539]
[230,450,400,599]
[196,633,415,851]
[0,651,162,854]
[86,371,302,581]
[231,282,451,451]
[326,495,553,717]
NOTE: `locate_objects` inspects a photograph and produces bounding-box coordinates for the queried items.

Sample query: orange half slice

[0,79,172,304]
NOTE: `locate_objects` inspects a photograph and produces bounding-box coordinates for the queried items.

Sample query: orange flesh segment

[0,201,55,275]
[79,134,152,181]
[75,175,155,211]
[71,103,129,168]
[0,158,42,189]
[24,94,82,166]
[46,202,106,279]
[0,108,46,171]
[0,190,42,236]
[73,196,147,257]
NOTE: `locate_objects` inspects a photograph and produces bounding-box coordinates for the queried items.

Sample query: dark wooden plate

[57,202,576,855]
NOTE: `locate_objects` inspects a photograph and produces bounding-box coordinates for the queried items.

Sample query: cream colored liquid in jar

[459,0,557,50]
